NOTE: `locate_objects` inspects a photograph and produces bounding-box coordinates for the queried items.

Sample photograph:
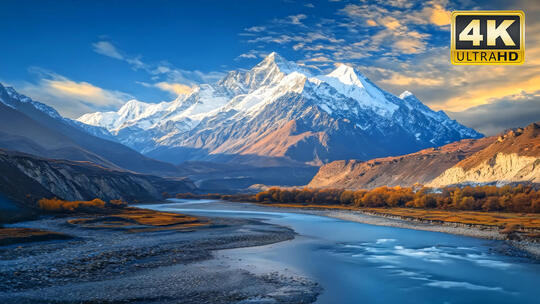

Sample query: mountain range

[78,52,481,166]
[1,52,507,199]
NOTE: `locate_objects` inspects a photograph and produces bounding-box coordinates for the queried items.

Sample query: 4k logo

[451,11,525,65]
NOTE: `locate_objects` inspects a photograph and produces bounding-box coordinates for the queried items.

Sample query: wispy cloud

[92,41,124,60]
[238,53,257,59]
[138,81,193,97]
[236,51,260,60]
[245,26,266,32]
[154,82,192,96]
[448,91,540,136]
[286,14,307,25]
[92,40,225,86]
[18,68,132,118]
[241,0,451,65]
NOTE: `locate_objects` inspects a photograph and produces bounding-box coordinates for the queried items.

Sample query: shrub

[109,199,128,208]
[254,184,539,213]
[37,198,127,212]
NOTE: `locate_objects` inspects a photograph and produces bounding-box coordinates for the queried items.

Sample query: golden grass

[364,208,540,230]
[67,207,208,232]
[260,203,540,230]
[0,228,70,246]
[0,227,52,238]
[38,198,107,212]
[261,203,358,210]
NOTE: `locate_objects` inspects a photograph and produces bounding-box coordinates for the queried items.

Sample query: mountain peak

[327,63,361,85]
[399,91,414,99]
[118,99,150,117]
[256,52,305,75]
[264,51,278,61]
[262,51,287,64]
[259,51,282,66]
[0,82,61,119]
[0,84,31,103]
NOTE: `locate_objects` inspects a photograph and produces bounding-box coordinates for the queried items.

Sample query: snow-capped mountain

[78,52,482,165]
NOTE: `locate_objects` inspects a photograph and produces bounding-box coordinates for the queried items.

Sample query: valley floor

[0,211,320,304]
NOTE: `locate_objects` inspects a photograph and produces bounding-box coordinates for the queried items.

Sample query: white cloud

[92,40,225,85]
[245,26,266,32]
[19,69,131,118]
[287,14,307,25]
[237,52,258,59]
[92,41,124,60]
[448,91,540,135]
[303,56,332,62]
[153,82,193,96]
[137,80,193,97]
[240,0,453,66]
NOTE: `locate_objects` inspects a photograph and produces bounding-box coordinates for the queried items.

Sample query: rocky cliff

[429,122,540,186]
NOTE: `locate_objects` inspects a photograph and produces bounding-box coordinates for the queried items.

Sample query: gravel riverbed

[0,215,321,303]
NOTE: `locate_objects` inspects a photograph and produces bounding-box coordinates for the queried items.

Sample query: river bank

[0,211,320,303]
[248,203,540,259]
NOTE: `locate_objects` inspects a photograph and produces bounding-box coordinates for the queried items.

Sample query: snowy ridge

[75,52,482,164]
[0,83,114,141]
[1,84,63,120]
[314,64,397,117]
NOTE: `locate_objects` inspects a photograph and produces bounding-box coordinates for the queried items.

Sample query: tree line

[38,198,127,212]
[254,185,540,213]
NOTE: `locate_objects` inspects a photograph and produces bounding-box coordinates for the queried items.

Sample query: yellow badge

[451,11,525,65]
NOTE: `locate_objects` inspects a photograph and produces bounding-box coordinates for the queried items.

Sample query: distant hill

[0,149,195,207]
[308,137,493,189]
[429,122,540,187]
[309,122,540,189]
[175,161,318,193]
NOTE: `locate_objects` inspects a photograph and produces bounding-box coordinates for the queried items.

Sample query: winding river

[142,199,539,304]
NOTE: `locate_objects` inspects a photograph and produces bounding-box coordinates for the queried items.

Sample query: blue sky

[0,0,538,135]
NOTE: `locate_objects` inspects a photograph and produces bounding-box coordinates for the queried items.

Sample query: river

[141,199,539,304]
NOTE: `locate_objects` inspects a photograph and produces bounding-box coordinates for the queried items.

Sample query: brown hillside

[308,136,494,189]
[457,122,540,171]
[0,149,196,206]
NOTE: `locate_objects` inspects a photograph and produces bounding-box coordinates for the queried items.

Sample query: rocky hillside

[309,122,539,189]
[0,83,181,176]
[308,137,494,189]
[0,149,195,207]
[429,122,540,187]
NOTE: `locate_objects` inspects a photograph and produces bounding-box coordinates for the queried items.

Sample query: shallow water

[142,199,540,304]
